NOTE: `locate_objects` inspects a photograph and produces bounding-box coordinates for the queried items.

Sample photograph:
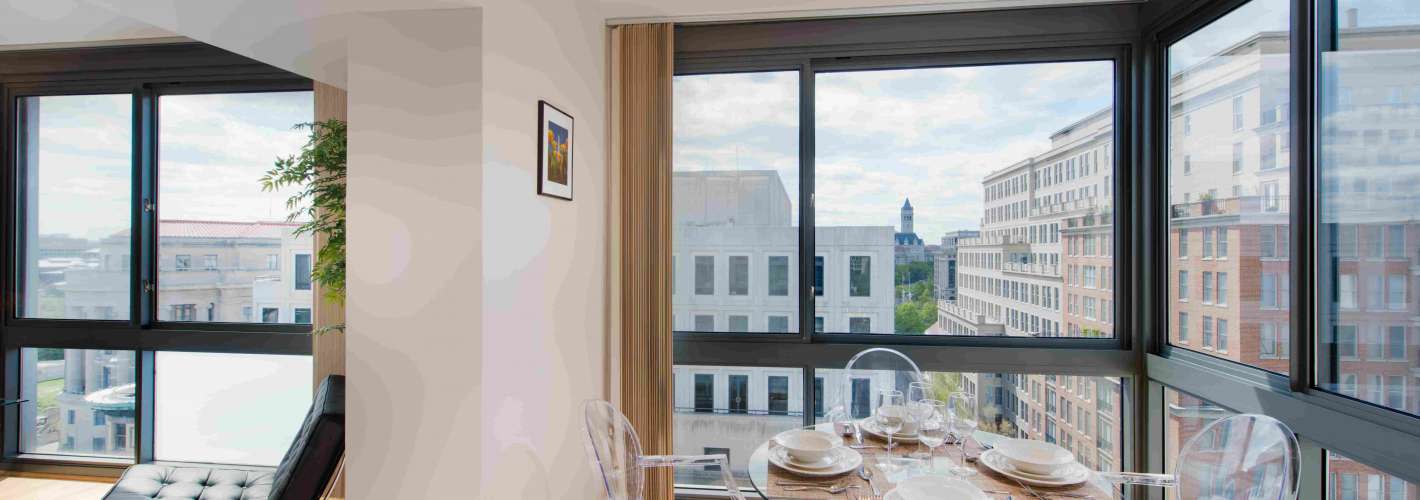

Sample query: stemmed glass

[874,390,908,451]
[915,400,950,472]
[906,382,934,459]
[948,392,979,478]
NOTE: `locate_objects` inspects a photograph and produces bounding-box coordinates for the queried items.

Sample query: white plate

[885,476,989,500]
[769,446,863,477]
[859,419,920,444]
[979,449,1091,487]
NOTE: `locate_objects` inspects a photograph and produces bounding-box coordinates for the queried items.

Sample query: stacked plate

[858,418,920,443]
[978,439,1091,487]
[767,429,863,477]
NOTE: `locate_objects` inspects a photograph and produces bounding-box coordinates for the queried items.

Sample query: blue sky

[675,61,1113,242]
[34,91,312,240]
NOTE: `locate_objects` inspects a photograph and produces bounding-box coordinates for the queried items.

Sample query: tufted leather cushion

[104,375,345,500]
[104,465,274,500]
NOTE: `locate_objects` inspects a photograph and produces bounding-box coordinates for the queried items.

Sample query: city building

[894,198,928,265]
[935,230,981,301]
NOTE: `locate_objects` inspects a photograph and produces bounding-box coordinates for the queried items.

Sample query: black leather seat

[104,375,345,500]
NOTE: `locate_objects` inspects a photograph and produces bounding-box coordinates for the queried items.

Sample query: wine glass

[874,390,907,451]
[906,382,934,459]
[948,392,979,478]
[915,400,950,471]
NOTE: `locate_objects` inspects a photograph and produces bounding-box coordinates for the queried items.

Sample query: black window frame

[0,43,313,473]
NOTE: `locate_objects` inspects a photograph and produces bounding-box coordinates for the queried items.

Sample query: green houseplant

[262,119,346,332]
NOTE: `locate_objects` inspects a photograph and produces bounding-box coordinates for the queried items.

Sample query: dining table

[746,423,1119,499]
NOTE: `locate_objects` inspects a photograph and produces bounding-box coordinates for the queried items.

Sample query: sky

[674,61,1114,242]
[32,91,312,241]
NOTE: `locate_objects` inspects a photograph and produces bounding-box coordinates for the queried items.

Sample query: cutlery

[782,484,859,494]
[858,465,881,497]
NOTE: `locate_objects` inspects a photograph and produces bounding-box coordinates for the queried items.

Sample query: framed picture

[537,100,574,200]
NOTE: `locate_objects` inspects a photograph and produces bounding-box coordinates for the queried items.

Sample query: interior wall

[477,0,608,497]
[343,8,485,499]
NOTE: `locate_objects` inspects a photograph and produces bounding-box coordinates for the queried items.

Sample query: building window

[1216,273,1228,306]
[704,447,730,472]
[1203,316,1214,348]
[1202,271,1214,304]
[1336,326,1358,358]
[202,254,218,271]
[728,255,749,296]
[114,425,128,451]
[1178,312,1190,342]
[814,256,824,296]
[694,315,714,332]
[728,375,749,413]
[294,253,313,291]
[813,377,825,418]
[294,308,312,325]
[1232,95,1245,131]
[767,315,789,333]
[261,308,280,323]
[695,256,714,295]
[171,304,197,322]
[694,374,714,413]
[95,412,107,426]
[1387,326,1407,360]
[1179,271,1189,300]
[851,378,871,418]
[176,254,192,271]
[849,317,871,334]
[93,438,106,452]
[1261,226,1276,258]
[849,256,871,297]
[767,256,789,296]
[768,376,789,415]
[1385,225,1405,258]
[1232,142,1244,173]
[266,254,280,271]
[1202,228,1214,258]
[814,316,825,333]
[728,315,749,332]
[1216,319,1229,351]
[1178,229,1188,257]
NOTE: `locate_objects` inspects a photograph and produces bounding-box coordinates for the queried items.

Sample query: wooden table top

[747,424,1119,499]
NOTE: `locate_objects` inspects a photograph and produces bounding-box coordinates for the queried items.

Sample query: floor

[0,473,113,500]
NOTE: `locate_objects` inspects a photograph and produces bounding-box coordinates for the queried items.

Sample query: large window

[17,95,132,320]
[158,92,314,324]
[1,45,314,470]
[815,60,1116,337]
[673,365,803,488]
[1316,0,1420,417]
[1166,0,1292,375]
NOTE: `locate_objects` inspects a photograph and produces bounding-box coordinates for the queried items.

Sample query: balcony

[1170,195,1290,219]
[1031,197,1098,218]
[1003,261,1061,277]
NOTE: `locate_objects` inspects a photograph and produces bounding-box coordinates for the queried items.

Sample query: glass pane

[672,72,799,334]
[1163,387,1239,500]
[157,91,315,324]
[18,94,132,320]
[18,348,135,460]
[1166,0,1293,375]
[812,370,1126,474]
[1328,452,1417,500]
[815,61,1116,337]
[673,365,804,489]
[1316,0,1420,416]
[154,352,312,466]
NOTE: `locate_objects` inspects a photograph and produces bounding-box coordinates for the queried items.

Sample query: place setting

[977,438,1093,489]
[766,428,865,478]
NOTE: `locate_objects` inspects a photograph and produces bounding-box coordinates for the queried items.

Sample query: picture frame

[537,100,574,200]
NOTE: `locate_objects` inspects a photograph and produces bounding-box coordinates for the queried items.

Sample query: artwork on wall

[537,100,574,200]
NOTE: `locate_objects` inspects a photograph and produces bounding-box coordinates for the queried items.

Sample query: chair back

[1174,414,1300,500]
[828,347,924,421]
[583,400,645,500]
[268,375,345,500]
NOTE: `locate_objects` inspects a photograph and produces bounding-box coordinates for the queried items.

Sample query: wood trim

[611,23,675,500]
[312,81,346,498]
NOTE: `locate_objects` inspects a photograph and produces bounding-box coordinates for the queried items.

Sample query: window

[1179,312,1190,342]
[694,374,714,413]
[1165,388,1238,500]
[1328,452,1417,500]
[19,349,135,459]
[293,308,312,325]
[727,255,749,296]
[1385,225,1404,259]
[171,304,197,322]
[728,315,749,332]
[694,256,714,295]
[673,365,802,487]
[694,315,714,332]
[814,316,824,333]
[1179,228,1189,257]
[814,256,824,296]
[1167,0,1291,375]
[1179,271,1189,300]
[294,253,312,291]
[767,376,789,415]
[266,254,279,271]
[1386,327,1406,360]
[159,92,315,324]
[848,317,871,334]
[261,308,280,323]
[848,256,870,297]
[767,256,789,296]
[728,375,749,413]
[704,448,729,473]
[154,353,311,466]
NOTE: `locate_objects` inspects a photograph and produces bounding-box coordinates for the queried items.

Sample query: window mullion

[134,85,158,329]
[799,60,815,344]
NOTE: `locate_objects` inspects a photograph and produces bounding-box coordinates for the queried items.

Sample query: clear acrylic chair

[825,347,925,423]
[582,400,746,500]
[1099,414,1300,500]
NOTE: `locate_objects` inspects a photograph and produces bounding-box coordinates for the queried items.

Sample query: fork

[781,484,859,494]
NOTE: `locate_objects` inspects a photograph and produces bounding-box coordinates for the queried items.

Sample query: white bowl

[995,438,1076,475]
[876,405,920,434]
[773,429,843,464]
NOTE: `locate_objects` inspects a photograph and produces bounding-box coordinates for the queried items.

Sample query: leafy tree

[262,120,346,332]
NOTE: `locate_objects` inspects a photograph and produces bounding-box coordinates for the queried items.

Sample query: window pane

[1328,452,1417,500]
[673,72,798,334]
[157,91,314,324]
[674,365,803,489]
[18,95,132,320]
[19,348,135,460]
[154,352,312,466]
[1163,387,1238,500]
[1166,0,1292,375]
[816,61,1115,337]
[1316,0,1420,416]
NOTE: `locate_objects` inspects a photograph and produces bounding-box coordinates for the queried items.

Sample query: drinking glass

[906,384,934,459]
[915,400,949,471]
[906,381,930,405]
[948,392,979,478]
[874,390,907,451]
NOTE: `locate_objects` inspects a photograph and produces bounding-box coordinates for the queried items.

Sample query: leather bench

[104,375,344,500]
